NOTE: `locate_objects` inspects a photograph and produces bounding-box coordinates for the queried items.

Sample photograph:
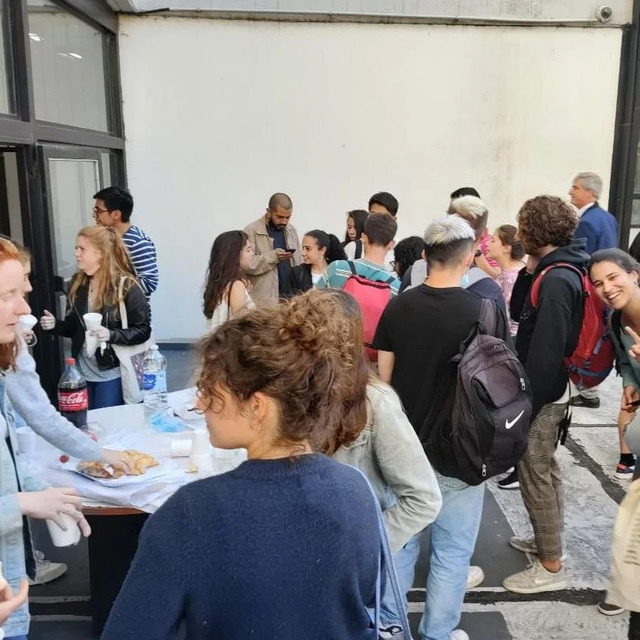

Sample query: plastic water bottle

[142,345,168,421]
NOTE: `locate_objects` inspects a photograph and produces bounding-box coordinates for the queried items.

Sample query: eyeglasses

[92,207,110,216]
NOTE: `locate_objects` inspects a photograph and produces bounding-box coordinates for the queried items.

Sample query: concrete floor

[26,363,634,640]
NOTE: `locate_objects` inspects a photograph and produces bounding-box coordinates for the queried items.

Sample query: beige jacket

[243,216,301,304]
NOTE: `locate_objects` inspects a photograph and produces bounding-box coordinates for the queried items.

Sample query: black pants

[630,611,640,640]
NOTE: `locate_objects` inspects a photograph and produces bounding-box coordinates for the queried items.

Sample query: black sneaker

[498,468,519,490]
[379,625,404,638]
[571,395,600,409]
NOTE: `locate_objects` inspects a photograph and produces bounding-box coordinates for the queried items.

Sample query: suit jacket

[574,202,618,254]
[243,216,301,304]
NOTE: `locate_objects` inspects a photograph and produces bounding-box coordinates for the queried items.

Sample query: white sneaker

[503,559,567,594]
[28,551,67,585]
[450,630,470,640]
[466,565,484,590]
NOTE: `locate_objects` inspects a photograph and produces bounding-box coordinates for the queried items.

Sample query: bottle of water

[142,345,168,421]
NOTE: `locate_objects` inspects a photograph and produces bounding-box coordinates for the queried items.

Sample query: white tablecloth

[22,388,246,513]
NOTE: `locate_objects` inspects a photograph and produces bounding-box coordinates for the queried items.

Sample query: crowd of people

[1,172,640,640]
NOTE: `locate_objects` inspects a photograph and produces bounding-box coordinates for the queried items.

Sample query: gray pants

[518,403,568,560]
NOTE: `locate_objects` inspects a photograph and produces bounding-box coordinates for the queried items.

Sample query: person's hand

[20,329,36,347]
[0,579,28,626]
[100,449,134,475]
[275,249,293,262]
[622,385,640,412]
[90,326,110,342]
[17,488,90,536]
[625,326,640,362]
[40,310,56,331]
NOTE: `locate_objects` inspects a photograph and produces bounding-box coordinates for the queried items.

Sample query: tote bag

[606,478,640,612]
[110,278,155,404]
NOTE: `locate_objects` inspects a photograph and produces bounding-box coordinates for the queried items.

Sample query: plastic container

[142,345,168,422]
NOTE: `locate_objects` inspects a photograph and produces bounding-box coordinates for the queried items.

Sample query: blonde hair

[69,226,138,309]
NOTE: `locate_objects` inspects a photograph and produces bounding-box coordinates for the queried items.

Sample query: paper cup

[189,452,213,475]
[170,439,192,457]
[190,429,212,457]
[19,314,37,331]
[15,426,36,455]
[46,514,81,547]
[83,312,102,331]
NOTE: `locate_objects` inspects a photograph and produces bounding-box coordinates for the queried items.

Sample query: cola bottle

[58,358,88,429]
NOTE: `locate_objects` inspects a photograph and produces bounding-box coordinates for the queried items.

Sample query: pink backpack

[342,262,396,362]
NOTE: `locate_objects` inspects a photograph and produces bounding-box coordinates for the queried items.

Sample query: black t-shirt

[372,284,484,433]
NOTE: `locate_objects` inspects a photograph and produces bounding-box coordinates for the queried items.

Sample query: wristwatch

[474,249,482,258]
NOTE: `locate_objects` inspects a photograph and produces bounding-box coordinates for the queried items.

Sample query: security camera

[596,6,613,23]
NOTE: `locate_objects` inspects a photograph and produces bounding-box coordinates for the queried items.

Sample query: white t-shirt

[311,272,324,285]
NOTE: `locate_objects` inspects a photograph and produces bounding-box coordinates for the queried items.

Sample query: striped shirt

[122,225,159,296]
[316,259,400,296]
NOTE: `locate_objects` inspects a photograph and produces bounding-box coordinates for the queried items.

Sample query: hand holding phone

[276,248,294,262]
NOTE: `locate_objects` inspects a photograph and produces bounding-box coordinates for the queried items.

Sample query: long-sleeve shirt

[122,225,159,296]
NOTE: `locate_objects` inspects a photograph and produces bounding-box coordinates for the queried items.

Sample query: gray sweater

[333,382,442,553]
[5,340,102,461]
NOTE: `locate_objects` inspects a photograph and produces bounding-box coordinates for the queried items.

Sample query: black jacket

[284,264,313,297]
[54,278,151,361]
[511,241,589,418]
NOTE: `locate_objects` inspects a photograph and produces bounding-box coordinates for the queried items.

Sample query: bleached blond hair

[448,195,489,241]
[423,216,475,268]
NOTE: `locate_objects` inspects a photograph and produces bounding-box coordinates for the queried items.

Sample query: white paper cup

[19,314,37,331]
[189,452,213,475]
[170,439,192,457]
[15,427,36,455]
[46,514,81,547]
[83,312,102,331]
[190,429,212,457]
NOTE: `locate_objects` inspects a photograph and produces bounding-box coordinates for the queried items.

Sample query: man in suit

[570,172,618,410]
[570,172,618,254]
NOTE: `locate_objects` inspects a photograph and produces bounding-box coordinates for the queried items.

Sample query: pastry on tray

[76,450,159,480]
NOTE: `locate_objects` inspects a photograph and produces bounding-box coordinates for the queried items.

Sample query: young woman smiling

[40,226,151,409]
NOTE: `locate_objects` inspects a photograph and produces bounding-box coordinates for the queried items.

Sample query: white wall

[118,16,623,341]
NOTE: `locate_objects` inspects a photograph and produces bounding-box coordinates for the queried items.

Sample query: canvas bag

[349,466,411,639]
[421,299,533,485]
[607,479,640,612]
[110,277,155,404]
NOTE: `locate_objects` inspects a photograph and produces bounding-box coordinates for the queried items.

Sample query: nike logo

[505,410,524,430]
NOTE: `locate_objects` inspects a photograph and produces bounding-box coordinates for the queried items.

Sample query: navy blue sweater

[101,454,380,640]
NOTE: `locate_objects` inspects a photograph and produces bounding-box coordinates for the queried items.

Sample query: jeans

[379,535,421,626]
[418,475,485,640]
[87,379,124,410]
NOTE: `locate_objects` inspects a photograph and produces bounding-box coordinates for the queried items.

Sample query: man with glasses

[93,186,159,299]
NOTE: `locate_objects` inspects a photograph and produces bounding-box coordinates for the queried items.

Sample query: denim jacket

[333,382,442,553]
[0,373,44,637]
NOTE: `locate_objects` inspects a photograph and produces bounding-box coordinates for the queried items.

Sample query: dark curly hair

[517,196,578,254]
[197,289,368,452]
[202,230,249,319]
[393,236,425,279]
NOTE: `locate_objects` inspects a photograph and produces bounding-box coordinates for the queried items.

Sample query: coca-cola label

[59,389,88,412]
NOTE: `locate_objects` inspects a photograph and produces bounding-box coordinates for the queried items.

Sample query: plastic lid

[65,357,76,365]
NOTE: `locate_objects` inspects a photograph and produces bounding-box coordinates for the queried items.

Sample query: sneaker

[503,559,567,594]
[28,551,67,585]
[571,395,600,409]
[379,625,404,638]
[615,462,635,479]
[450,631,470,640]
[597,601,625,616]
[498,468,519,490]
[509,536,567,561]
[466,565,484,590]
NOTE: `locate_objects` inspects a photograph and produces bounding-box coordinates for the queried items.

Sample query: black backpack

[420,299,533,485]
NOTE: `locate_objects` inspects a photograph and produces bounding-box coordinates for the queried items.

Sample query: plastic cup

[15,426,36,455]
[170,439,192,457]
[83,312,102,331]
[19,314,37,331]
[189,452,214,476]
[46,514,81,547]
[190,429,212,456]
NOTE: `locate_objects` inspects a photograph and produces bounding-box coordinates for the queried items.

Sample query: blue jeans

[380,535,421,626]
[87,378,124,409]
[418,475,485,640]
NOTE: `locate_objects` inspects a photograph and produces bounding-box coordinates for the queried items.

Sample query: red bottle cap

[65,358,76,365]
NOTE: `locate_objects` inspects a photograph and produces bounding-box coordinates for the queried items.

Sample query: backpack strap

[347,261,358,276]
[348,260,396,286]
[478,298,498,336]
[530,262,584,307]
[610,309,623,351]
[354,239,363,260]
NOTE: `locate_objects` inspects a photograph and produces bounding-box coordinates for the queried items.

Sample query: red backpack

[530,262,614,389]
[342,262,396,362]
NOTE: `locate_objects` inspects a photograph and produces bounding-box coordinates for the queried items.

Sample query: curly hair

[197,289,368,452]
[517,196,578,254]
